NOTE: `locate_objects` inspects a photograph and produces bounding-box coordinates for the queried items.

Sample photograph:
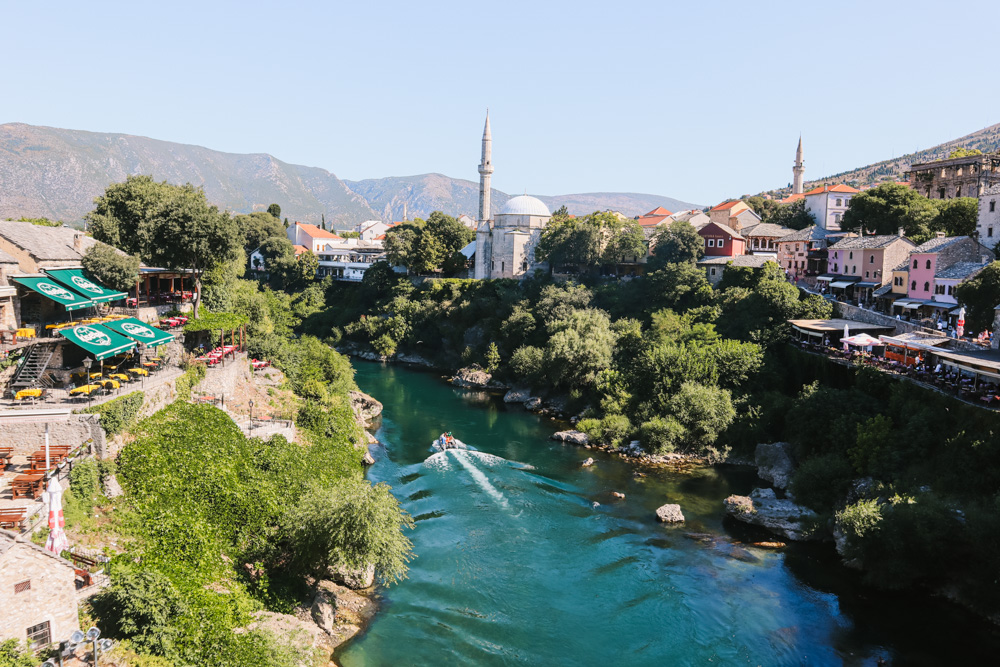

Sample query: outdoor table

[142,361,158,368]
[0,508,26,530]
[99,379,121,390]
[15,388,43,401]
[70,383,102,396]
[129,368,149,377]
[109,373,130,382]
[11,473,45,500]
[15,327,35,339]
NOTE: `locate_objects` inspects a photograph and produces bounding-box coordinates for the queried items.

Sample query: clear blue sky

[3,0,997,206]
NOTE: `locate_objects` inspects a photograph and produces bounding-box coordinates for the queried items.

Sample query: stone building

[978,184,1000,242]
[0,222,102,274]
[0,248,19,329]
[697,254,773,286]
[776,226,837,283]
[473,113,552,279]
[824,233,916,304]
[742,223,794,256]
[906,153,1000,200]
[0,529,80,650]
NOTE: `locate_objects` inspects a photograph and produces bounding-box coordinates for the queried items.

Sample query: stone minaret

[474,111,494,280]
[792,135,805,194]
[478,111,493,223]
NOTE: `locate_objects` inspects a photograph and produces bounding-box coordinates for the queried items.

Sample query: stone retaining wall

[0,414,104,457]
[834,301,984,353]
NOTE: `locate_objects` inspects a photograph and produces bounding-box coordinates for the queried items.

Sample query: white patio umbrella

[842,323,850,350]
[43,477,69,555]
[957,306,966,338]
[842,333,882,348]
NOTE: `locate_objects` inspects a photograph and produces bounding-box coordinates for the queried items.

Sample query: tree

[668,382,736,453]
[140,185,240,317]
[321,213,327,231]
[234,211,286,258]
[485,342,501,373]
[769,199,816,231]
[602,218,646,270]
[87,174,175,254]
[425,211,474,258]
[649,221,703,268]
[641,262,714,313]
[954,261,1000,333]
[949,148,982,158]
[81,243,141,292]
[283,217,290,228]
[282,479,414,584]
[842,183,937,238]
[543,308,617,388]
[932,198,978,237]
[384,223,420,271]
[267,203,282,219]
[0,639,37,667]
[535,217,602,272]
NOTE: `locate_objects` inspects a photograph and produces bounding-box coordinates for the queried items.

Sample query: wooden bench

[70,552,101,570]
[11,474,45,500]
[0,508,26,530]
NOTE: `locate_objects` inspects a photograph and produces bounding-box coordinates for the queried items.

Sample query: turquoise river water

[338,362,1000,666]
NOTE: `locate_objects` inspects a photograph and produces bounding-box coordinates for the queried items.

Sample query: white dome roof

[500,195,551,217]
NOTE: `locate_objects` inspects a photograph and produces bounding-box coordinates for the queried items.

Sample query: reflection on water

[338,362,1000,666]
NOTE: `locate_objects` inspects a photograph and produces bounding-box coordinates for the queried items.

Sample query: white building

[804,184,858,231]
[315,240,386,282]
[978,184,1000,244]
[287,222,342,253]
[358,220,392,241]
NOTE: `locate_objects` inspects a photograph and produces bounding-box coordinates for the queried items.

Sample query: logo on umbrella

[76,326,111,346]
[122,322,155,338]
[71,275,103,293]
[37,281,76,301]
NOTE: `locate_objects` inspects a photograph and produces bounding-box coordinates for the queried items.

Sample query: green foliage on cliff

[82,390,145,436]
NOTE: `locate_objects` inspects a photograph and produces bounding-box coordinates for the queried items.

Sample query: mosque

[473,112,552,280]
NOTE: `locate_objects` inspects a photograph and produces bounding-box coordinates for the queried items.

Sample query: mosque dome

[500,195,551,217]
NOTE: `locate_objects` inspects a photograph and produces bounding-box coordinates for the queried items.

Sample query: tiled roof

[292,245,309,255]
[743,223,794,238]
[295,223,341,239]
[983,184,1000,197]
[912,235,967,253]
[0,221,102,261]
[0,248,18,264]
[698,255,773,267]
[936,261,988,281]
[830,235,914,250]
[637,215,671,227]
[803,184,859,196]
[710,200,743,212]
[873,283,893,296]
[779,193,806,203]
[779,225,829,242]
[643,206,672,217]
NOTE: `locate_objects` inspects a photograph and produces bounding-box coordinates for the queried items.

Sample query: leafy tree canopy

[954,261,1000,333]
[948,147,982,158]
[841,183,937,239]
[82,243,141,292]
[649,220,703,268]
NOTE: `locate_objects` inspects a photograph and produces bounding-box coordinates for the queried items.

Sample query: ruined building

[905,153,1000,200]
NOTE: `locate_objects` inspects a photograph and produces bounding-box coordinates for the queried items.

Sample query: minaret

[792,135,805,194]
[478,111,493,223]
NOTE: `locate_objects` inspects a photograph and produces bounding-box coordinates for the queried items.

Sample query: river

[338,362,1000,666]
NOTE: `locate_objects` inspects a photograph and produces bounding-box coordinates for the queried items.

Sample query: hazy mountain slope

[800,122,1000,191]
[344,174,703,221]
[0,123,377,226]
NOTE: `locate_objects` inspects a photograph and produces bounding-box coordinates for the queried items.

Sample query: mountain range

[0,123,700,227]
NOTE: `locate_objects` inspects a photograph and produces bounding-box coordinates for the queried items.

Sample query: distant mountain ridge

[0,123,701,226]
[789,122,1000,194]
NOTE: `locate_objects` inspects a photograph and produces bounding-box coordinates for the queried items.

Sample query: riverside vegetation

[301,222,1000,618]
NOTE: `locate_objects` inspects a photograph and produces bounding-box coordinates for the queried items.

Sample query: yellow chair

[15,388,43,401]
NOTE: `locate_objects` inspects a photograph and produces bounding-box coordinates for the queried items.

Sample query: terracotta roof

[803,184,859,196]
[295,223,341,239]
[779,193,806,203]
[710,200,743,212]
[637,215,671,227]
[642,206,673,217]
[292,245,309,255]
[375,234,387,240]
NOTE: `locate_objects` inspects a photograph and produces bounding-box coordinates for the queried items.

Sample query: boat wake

[422,448,518,509]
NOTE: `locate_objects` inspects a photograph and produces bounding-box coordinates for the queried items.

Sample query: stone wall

[835,301,983,352]
[0,532,80,647]
[195,354,251,399]
[0,414,104,457]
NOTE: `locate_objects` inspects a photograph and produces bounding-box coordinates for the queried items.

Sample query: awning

[815,275,834,281]
[43,269,127,303]
[830,280,854,289]
[58,325,136,360]
[11,276,94,311]
[792,325,823,338]
[101,317,174,348]
[855,282,879,288]
[893,299,922,309]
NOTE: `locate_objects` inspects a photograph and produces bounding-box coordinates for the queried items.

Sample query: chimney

[73,233,83,251]
[898,227,905,237]
[935,231,946,239]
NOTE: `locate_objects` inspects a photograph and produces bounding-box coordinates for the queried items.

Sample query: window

[522,262,528,272]
[853,265,857,274]
[935,285,945,295]
[26,621,50,649]
[870,255,875,263]
[491,261,495,270]
[947,285,954,295]
[833,264,838,272]
[834,251,838,259]
[796,244,800,252]
[849,251,854,260]
[956,188,962,198]
[990,227,995,238]
[913,259,918,268]
[926,260,932,269]
[911,280,917,290]
[991,201,996,212]
[707,239,715,247]
[710,268,717,276]
[14,580,30,594]
[836,198,842,207]
[865,271,870,278]
[923,282,930,292]
[501,261,504,273]
[939,188,946,199]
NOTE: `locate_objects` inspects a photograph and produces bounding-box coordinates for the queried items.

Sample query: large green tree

[87,175,175,254]
[954,261,1000,333]
[932,197,978,237]
[842,183,938,239]
[601,217,647,270]
[234,211,287,258]
[140,185,240,317]
[649,220,703,268]
[81,243,141,293]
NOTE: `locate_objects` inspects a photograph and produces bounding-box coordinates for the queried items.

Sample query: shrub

[599,414,632,448]
[791,453,856,512]
[639,416,686,454]
[668,382,736,454]
[0,639,36,667]
[510,345,544,384]
[372,334,397,357]
[174,364,207,402]
[576,418,603,442]
[83,391,145,436]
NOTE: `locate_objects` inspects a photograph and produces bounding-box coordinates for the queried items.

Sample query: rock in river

[723,488,821,541]
[551,430,590,446]
[655,503,685,523]
[581,457,595,467]
[452,366,495,389]
[755,442,795,490]
[503,388,533,403]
